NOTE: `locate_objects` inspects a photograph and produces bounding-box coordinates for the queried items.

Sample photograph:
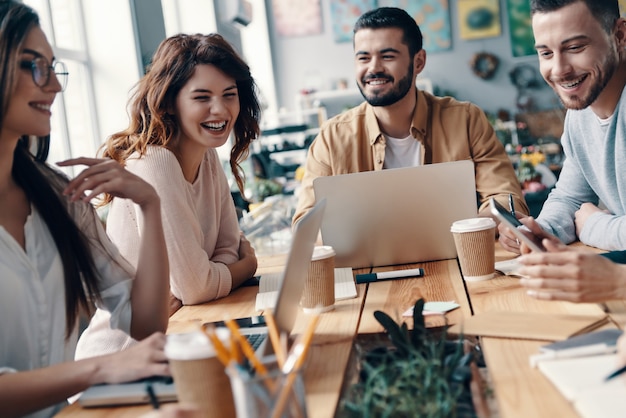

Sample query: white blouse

[0,202,135,418]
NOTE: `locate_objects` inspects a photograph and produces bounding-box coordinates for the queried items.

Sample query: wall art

[273,0,323,37]
[507,0,535,57]
[458,0,501,40]
[330,0,377,43]
[381,0,452,52]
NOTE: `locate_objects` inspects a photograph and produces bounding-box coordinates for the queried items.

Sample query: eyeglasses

[20,56,68,91]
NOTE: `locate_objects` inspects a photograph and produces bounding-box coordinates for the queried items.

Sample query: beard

[358,63,415,107]
[555,51,618,110]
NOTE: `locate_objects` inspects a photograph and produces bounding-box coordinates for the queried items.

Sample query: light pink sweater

[75,146,240,358]
[109,146,240,303]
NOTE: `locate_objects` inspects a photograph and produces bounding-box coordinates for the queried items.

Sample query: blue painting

[380,0,452,52]
[330,0,378,43]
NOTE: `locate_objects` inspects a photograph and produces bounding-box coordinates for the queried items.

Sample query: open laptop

[217,197,327,356]
[78,200,327,407]
[313,160,477,268]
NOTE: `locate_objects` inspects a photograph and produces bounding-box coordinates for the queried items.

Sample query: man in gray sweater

[500,0,626,254]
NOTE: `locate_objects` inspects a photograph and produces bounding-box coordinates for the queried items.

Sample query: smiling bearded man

[293,6,527,226]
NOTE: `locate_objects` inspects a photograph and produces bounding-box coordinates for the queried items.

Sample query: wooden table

[57,255,370,418]
[358,259,472,333]
[57,242,623,418]
[463,245,618,418]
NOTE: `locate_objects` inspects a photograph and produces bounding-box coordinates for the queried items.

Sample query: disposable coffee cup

[165,329,236,417]
[450,218,496,282]
[301,245,335,313]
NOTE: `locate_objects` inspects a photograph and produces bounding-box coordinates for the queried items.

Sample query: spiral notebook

[78,376,177,407]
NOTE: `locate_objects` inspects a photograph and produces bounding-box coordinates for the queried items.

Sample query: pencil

[224,319,268,376]
[271,311,321,418]
[200,324,232,367]
[146,383,160,409]
[264,310,286,368]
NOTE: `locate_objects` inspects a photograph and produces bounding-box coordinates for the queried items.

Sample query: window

[24,0,100,176]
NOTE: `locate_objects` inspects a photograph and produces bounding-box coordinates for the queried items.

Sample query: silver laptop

[313,161,477,268]
[78,199,327,407]
[218,198,327,355]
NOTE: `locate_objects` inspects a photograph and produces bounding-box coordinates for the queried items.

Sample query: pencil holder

[227,364,307,418]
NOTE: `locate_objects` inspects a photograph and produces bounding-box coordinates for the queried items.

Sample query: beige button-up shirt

[294,90,527,224]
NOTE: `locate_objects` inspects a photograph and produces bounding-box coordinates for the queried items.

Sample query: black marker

[356,268,424,284]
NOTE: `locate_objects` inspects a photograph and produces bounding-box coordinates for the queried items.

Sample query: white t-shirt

[382,134,421,169]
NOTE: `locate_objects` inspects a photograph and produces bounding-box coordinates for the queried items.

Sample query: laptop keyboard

[245,332,267,351]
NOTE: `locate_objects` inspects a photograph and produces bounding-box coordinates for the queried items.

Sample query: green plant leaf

[411,298,426,350]
[373,310,411,356]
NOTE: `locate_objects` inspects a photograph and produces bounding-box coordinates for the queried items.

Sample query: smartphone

[489,197,545,252]
[205,316,267,329]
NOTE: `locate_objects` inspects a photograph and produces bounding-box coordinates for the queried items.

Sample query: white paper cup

[165,329,236,417]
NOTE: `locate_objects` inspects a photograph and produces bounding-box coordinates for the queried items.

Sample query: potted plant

[517,160,543,192]
[339,299,489,418]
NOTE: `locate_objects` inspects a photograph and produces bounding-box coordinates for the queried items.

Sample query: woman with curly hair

[76,33,260,359]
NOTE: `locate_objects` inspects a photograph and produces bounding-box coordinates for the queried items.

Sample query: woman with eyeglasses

[0,2,171,417]
[75,32,260,359]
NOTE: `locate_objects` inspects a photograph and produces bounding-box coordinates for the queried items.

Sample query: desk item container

[227,364,307,418]
[165,330,236,417]
[450,218,496,281]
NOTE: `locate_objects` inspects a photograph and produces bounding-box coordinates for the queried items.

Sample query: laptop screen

[313,161,477,268]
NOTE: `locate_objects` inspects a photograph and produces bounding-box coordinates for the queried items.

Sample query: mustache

[363,73,392,82]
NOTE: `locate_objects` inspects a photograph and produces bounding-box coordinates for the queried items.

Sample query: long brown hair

[101,33,261,203]
[0,1,100,337]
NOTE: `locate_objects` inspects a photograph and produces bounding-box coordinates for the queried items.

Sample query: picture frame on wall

[272,0,323,37]
[507,0,535,57]
[458,0,501,41]
[380,0,452,52]
[330,0,377,43]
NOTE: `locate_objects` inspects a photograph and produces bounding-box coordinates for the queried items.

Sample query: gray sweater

[537,88,626,250]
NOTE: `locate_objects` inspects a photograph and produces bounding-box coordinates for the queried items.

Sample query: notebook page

[537,353,620,401]
[334,267,357,300]
[574,379,626,418]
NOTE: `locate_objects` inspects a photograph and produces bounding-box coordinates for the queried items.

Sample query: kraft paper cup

[165,329,236,417]
[301,245,335,313]
[450,218,496,282]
